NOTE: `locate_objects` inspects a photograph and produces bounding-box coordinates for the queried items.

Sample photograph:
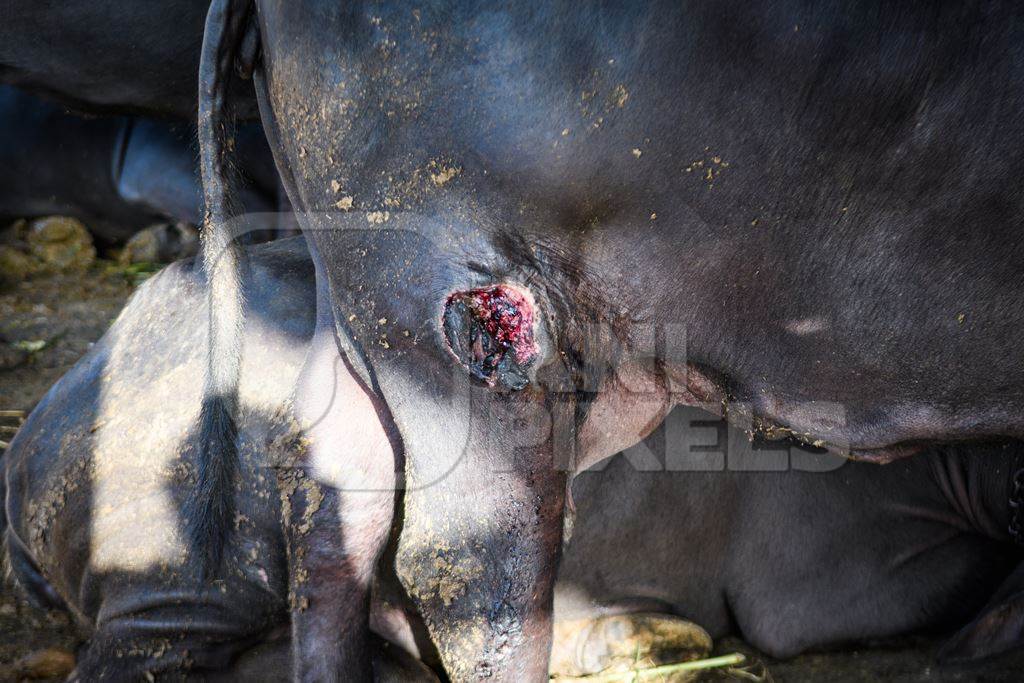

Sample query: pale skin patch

[291,323,396,580]
[784,316,829,335]
[576,361,675,473]
[88,343,197,574]
[281,319,398,679]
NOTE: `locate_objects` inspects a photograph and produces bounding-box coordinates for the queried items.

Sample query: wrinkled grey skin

[247,1,1024,678]
[4,238,1022,680]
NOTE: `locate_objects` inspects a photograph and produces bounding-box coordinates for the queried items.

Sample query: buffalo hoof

[550,613,712,679]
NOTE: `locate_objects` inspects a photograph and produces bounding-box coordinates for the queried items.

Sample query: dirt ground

[2,260,1024,681]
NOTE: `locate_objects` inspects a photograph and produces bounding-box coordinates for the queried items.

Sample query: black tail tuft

[185,395,239,578]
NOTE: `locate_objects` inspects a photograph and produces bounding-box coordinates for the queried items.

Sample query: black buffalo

[4,0,1023,679]
[5,237,1022,680]
[186,2,1024,678]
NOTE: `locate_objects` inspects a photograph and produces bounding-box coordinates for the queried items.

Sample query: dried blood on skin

[459,285,536,363]
[443,284,539,389]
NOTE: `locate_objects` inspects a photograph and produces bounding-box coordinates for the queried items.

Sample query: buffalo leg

[278,316,397,681]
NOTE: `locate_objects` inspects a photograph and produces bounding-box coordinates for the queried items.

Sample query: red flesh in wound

[449,285,537,364]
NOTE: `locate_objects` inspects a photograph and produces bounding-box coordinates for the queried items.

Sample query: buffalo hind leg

[278,472,380,682]
[276,318,398,681]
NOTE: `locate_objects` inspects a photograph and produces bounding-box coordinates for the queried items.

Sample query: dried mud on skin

[0,266,132,681]
[3,270,1024,681]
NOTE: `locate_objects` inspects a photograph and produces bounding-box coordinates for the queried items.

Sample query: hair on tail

[185,0,254,578]
[187,395,240,575]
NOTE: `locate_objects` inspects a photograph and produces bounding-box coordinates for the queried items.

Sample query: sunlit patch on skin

[90,336,189,573]
[784,317,828,335]
[442,284,539,390]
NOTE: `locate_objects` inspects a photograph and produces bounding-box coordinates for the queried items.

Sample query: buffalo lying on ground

[184,2,1024,678]
[3,0,1023,679]
[5,237,1021,680]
